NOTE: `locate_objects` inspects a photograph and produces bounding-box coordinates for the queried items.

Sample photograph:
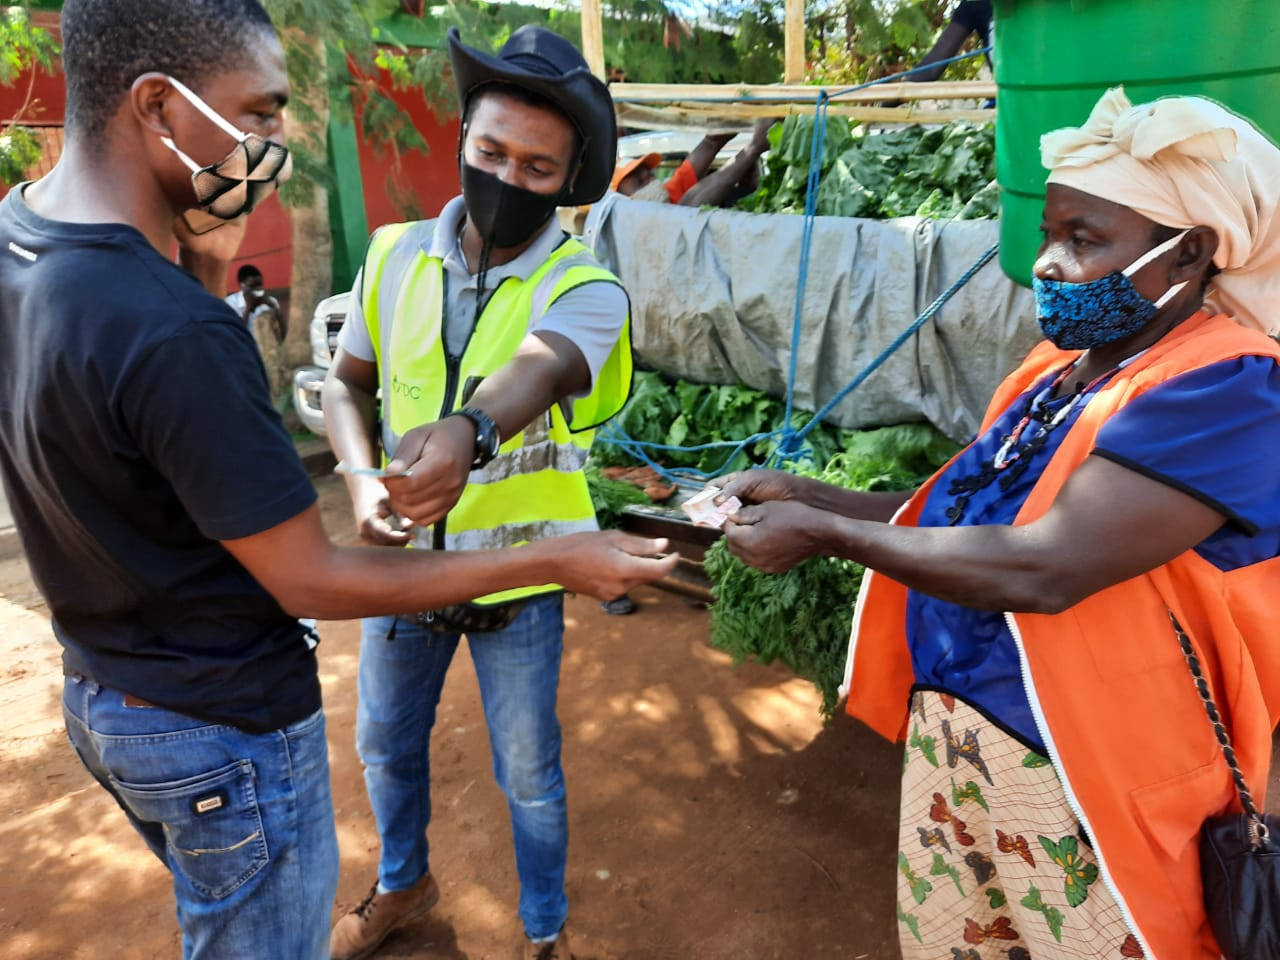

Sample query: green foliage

[0,124,40,185]
[0,4,56,88]
[705,533,862,719]
[0,4,60,187]
[430,0,783,86]
[704,423,961,718]
[740,115,996,220]
[585,463,653,529]
[591,371,850,476]
[805,0,978,85]
[260,0,444,206]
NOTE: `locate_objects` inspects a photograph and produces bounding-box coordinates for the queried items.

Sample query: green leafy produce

[704,423,961,718]
[590,371,682,468]
[740,116,997,221]
[585,463,652,529]
[591,371,848,476]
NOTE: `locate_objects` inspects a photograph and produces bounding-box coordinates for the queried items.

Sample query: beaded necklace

[942,356,1128,526]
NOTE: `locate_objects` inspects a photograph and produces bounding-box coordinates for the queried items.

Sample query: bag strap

[1170,610,1270,848]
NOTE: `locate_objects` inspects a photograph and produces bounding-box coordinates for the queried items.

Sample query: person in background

[717,87,1280,960]
[0,3,674,958]
[909,0,992,83]
[613,117,776,208]
[226,262,283,341]
[323,25,635,960]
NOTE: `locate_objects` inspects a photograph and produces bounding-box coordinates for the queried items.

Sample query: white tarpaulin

[583,195,1042,442]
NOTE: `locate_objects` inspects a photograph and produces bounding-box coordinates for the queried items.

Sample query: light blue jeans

[356,592,568,940]
[61,676,338,960]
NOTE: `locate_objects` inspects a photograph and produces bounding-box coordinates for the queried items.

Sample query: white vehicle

[291,290,349,437]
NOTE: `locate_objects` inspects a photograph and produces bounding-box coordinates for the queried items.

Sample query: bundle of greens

[703,423,960,718]
[739,115,998,221]
[590,371,848,477]
[585,463,654,529]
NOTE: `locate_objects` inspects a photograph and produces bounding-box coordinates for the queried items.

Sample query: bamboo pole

[784,0,805,83]
[615,101,995,131]
[580,0,605,79]
[610,80,997,104]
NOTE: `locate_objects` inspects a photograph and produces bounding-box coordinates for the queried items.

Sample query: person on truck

[612,118,777,208]
[322,25,634,960]
[0,4,674,958]
[716,87,1280,960]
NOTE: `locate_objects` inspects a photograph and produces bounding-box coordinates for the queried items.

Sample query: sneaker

[600,595,636,616]
[523,925,575,960]
[330,873,440,960]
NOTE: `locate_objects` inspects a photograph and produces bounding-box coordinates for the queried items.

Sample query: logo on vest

[391,375,421,400]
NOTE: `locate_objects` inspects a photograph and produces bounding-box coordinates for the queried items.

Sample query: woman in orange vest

[718,87,1280,960]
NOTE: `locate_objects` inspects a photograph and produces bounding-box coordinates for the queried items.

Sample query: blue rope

[597,240,998,483]
[774,89,830,463]
[599,48,999,485]
[773,241,999,459]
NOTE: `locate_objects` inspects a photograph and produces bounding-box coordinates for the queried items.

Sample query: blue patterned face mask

[1033,230,1190,350]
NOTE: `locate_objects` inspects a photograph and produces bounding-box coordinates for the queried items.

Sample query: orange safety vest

[844,311,1280,960]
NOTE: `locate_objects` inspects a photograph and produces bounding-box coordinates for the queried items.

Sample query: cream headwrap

[1040,86,1280,334]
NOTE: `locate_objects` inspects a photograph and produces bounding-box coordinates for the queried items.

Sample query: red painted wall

[354,73,462,227]
[0,45,460,302]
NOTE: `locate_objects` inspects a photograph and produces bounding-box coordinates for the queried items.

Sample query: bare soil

[0,474,905,960]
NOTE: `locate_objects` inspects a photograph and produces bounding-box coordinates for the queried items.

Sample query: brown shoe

[523,924,574,960]
[330,873,440,960]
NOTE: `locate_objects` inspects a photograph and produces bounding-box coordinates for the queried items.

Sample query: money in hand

[681,486,741,528]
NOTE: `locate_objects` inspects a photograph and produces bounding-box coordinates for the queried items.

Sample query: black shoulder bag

[1172,611,1280,959]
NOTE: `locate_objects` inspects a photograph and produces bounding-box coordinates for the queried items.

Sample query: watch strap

[453,406,500,468]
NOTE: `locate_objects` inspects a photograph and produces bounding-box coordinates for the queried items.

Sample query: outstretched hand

[551,531,680,600]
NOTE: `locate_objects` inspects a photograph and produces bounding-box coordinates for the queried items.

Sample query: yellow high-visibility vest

[360,219,633,604]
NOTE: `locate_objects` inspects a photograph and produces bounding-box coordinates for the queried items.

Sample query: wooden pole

[610,80,997,104]
[581,0,605,79]
[784,0,805,83]
[614,102,995,130]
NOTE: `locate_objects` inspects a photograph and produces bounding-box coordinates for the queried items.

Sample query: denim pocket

[112,758,269,900]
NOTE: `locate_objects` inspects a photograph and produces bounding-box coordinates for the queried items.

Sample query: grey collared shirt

[339,197,627,391]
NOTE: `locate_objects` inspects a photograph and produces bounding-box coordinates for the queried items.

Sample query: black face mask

[460,162,565,249]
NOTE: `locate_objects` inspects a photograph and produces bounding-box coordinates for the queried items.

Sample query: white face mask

[628,178,670,204]
[160,75,292,234]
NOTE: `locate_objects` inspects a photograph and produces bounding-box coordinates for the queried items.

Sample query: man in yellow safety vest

[323,25,632,960]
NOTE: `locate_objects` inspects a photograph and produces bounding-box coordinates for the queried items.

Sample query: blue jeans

[62,676,339,960]
[356,592,568,939]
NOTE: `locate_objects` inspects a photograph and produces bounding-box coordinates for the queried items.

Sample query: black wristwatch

[452,406,501,469]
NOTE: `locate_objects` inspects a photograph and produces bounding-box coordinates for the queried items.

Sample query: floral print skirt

[897,688,1144,960]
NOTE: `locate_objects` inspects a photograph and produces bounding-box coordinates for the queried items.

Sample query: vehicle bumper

[292,365,328,437]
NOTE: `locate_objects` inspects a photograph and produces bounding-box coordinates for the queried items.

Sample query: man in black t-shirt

[0,3,674,956]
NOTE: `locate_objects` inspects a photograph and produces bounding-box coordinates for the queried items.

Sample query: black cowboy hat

[448,25,617,206]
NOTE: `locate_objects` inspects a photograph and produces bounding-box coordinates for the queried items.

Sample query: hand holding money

[681,486,742,528]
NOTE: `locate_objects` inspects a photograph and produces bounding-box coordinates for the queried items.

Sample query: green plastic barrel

[993,0,1280,286]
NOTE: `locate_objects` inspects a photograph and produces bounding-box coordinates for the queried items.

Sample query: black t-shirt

[952,0,993,47]
[0,187,320,733]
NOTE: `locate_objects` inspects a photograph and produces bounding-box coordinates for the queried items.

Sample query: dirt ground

[0,474,906,960]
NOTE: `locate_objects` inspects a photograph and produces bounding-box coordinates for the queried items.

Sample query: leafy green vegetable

[704,423,961,718]
[584,463,652,529]
[740,117,997,222]
[592,372,849,476]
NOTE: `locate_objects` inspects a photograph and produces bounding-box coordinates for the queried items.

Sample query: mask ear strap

[1154,281,1190,309]
[160,136,203,174]
[165,74,249,143]
[1122,228,1191,277]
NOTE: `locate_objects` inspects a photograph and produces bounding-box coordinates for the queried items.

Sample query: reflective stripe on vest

[360,221,633,605]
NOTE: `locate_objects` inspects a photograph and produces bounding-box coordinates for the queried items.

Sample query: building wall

[0,22,460,305]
